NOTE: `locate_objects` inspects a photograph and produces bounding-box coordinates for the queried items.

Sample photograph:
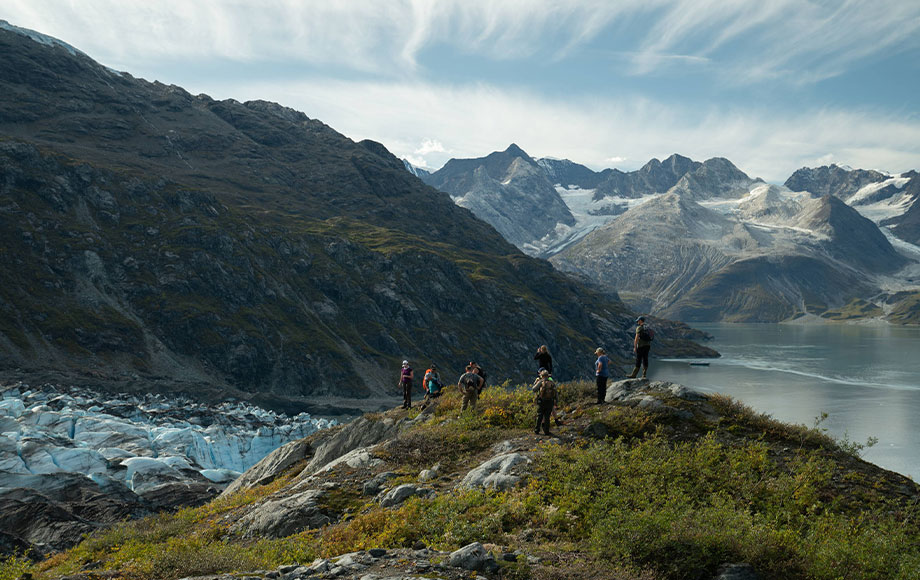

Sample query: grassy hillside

[8,381,918,580]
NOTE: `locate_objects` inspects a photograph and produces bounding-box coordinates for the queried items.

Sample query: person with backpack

[595,347,609,404]
[457,363,484,413]
[421,364,443,408]
[399,360,414,409]
[627,316,654,378]
[533,345,553,375]
[532,368,557,435]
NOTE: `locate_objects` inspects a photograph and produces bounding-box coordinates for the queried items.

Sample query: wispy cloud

[632,0,920,83]
[3,0,917,85]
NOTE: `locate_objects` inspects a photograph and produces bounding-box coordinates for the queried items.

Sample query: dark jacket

[533,351,553,374]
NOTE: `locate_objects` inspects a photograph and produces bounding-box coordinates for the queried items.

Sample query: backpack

[638,325,654,342]
[536,378,556,402]
[463,373,479,393]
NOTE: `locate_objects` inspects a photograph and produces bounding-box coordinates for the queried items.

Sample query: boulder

[447,542,499,573]
[233,489,330,538]
[314,445,382,474]
[715,563,761,579]
[303,417,400,476]
[378,484,435,508]
[220,438,311,498]
[457,452,531,491]
[362,471,397,496]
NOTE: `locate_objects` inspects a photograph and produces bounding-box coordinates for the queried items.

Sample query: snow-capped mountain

[411,150,920,322]
[421,144,576,256]
[551,181,916,322]
[421,148,764,257]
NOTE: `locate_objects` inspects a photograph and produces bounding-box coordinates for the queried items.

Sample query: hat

[539,368,550,377]
[402,360,409,366]
[430,363,437,369]
[538,367,546,373]
[595,347,605,355]
[636,316,645,323]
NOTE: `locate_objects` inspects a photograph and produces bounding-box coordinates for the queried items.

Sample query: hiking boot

[627,366,639,378]
[641,368,648,378]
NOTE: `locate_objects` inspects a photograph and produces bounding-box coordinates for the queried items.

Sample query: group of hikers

[398,316,654,436]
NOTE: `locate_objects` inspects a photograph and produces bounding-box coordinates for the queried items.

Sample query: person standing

[595,347,609,404]
[533,345,553,375]
[627,316,653,378]
[458,363,483,413]
[532,368,557,435]
[421,364,442,408]
[399,360,414,409]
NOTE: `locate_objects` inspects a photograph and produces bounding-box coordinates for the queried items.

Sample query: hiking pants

[635,345,651,370]
[596,375,608,404]
[461,389,478,411]
[402,380,412,409]
[535,399,554,434]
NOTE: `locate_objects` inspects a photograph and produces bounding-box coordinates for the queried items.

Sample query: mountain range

[417,146,920,323]
[0,21,716,409]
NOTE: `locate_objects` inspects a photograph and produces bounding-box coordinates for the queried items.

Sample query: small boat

[689,362,710,366]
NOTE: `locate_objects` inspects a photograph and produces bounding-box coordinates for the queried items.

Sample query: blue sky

[2,0,919,182]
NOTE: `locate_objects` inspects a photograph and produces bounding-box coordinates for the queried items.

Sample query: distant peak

[504,143,529,157]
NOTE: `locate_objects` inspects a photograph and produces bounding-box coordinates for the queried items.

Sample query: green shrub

[0,554,33,580]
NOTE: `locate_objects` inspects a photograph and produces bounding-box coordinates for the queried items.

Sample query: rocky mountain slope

[424,148,761,258]
[421,144,919,322]
[422,144,576,255]
[21,379,920,579]
[552,183,912,322]
[0,21,716,405]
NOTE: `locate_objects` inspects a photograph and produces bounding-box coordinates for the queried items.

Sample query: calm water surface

[653,323,920,480]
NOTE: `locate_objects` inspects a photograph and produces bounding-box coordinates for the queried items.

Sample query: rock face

[0,22,716,399]
[423,144,576,255]
[784,164,889,199]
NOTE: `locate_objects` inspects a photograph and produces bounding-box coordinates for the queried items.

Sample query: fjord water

[654,323,920,480]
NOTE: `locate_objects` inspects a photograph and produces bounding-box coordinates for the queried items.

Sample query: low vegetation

[6,381,918,580]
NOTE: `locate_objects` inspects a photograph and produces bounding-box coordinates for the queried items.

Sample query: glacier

[0,382,336,492]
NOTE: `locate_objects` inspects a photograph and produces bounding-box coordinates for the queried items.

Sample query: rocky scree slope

[0,23,716,404]
[30,381,920,580]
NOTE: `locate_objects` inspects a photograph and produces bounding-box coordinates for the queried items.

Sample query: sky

[2,0,919,183]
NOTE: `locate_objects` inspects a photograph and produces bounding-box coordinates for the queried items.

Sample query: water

[652,323,920,481]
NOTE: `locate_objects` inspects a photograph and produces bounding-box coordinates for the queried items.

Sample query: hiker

[399,360,414,409]
[532,368,557,435]
[457,363,484,413]
[421,364,443,407]
[533,368,563,426]
[533,345,553,375]
[595,347,609,404]
[628,316,653,378]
